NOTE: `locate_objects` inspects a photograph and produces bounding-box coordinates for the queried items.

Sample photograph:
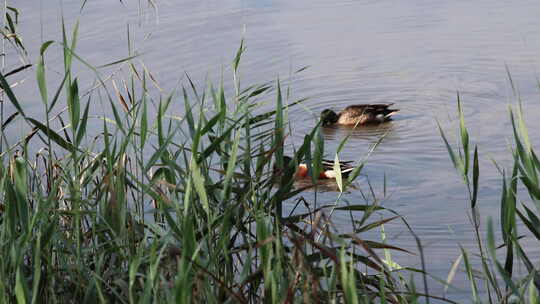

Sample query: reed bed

[0,12,427,303]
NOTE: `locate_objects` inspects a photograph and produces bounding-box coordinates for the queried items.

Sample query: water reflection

[321,121,396,142]
[292,177,362,193]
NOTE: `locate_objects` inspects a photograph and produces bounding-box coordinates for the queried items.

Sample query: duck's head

[272,155,293,173]
[272,156,296,182]
[320,109,339,126]
[274,155,292,168]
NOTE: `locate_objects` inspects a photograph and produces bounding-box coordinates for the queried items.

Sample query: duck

[320,103,399,126]
[274,156,355,180]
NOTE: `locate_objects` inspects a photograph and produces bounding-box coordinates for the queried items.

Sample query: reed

[0,10,425,303]
[439,86,540,303]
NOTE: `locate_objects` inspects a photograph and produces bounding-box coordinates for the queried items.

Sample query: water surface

[14,0,540,300]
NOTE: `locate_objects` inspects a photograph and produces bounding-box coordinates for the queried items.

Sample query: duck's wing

[345,103,394,108]
[321,159,355,176]
[322,158,354,164]
[344,104,399,118]
[344,103,393,112]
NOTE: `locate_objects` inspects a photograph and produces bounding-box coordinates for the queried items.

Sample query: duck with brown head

[320,109,340,126]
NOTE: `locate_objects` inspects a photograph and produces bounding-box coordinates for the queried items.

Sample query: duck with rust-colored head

[321,104,399,126]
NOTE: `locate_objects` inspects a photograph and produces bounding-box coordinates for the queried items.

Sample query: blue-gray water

[12,0,540,301]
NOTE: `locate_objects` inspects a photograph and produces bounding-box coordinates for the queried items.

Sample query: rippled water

[14,0,540,300]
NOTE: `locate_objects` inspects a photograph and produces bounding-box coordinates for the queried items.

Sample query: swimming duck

[274,156,355,180]
[320,104,399,126]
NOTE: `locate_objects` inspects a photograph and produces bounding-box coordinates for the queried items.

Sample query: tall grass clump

[0,13,435,303]
[440,87,540,303]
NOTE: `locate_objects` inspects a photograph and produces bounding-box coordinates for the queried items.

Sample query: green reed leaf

[460,246,479,304]
[529,276,539,303]
[37,41,53,105]
[27,118,74,151]
[312,125,324,185]
[30,235,41,304]
[471,146,479,208]
[190,159,209,215]
[75,97,91,146]
[36,59,47,105]
[438,120,465,179]
[15,268,27,304]
[140,97,148,148]
[0,71,26,118]
[68,78,81,133]
[337,205,384,211]
[457,93,469,176]
[274,78,284,162]
[334,154,343,192]
[355,216,400,233]
[232,39,245,74]
[221,131,241,201]
[517,206,540,241]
